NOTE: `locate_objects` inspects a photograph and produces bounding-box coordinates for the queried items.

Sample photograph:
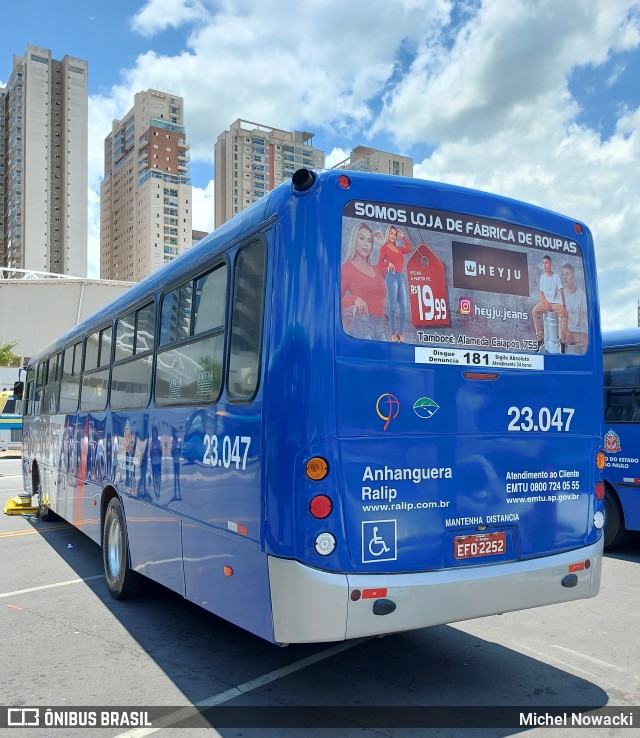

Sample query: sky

[1,0,640,330]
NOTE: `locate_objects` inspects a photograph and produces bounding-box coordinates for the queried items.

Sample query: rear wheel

[603,489,627,550]
[103,497,140,599]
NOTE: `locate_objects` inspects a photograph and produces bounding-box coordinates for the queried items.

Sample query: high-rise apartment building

[214,119,325,227]
[1,45,88,276]
[100,89,192,281]
[333,146,413,177]
[0,88,6,254]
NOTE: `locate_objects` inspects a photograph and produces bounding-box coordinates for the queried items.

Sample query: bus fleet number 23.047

[507,407,575,432]
[202,434,252,470]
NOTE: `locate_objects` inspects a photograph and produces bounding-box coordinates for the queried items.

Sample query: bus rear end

[267,170,603,644]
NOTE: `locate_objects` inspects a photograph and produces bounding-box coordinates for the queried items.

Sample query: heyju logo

[452,242,530,297]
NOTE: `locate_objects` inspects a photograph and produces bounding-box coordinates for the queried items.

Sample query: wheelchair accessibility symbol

[362,520,397,563]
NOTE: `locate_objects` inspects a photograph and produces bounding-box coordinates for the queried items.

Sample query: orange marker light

[306,457,329,481]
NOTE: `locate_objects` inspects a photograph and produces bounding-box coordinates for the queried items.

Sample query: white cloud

[118,1,452,160]
[83,0,640,328]
[191,179,215,234]
[87,186,101,279]
[374,0,639,146]
[414,106,640,331]
[85,0,451,277]
[325,147,350,169]
[381,0,640,330]
[131,0,208,37]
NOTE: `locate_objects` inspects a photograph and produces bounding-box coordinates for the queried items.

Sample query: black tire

[603,489,627,550]
[102,497,140,599]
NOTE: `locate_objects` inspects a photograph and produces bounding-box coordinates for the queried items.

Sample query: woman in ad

[378,226,412,342]
[341,222,387,341]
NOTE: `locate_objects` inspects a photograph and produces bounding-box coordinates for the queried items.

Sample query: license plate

[454,532,507,560]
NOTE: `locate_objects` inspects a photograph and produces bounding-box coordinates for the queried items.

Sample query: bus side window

[60,342,82,413]
[228,239,266,401]
[111,302,156,410]
[24,367,36,416]
[34,362,47,415]
[155,265,226,406]
[43,353,61,414]
[80,328,111,413]
[610,367,637,386]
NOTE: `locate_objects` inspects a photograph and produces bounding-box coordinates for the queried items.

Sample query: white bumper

[268,539,603,644]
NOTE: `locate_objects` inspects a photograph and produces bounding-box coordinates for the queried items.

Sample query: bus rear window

[340,201,589,357]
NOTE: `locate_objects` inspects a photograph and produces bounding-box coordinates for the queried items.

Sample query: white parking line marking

[1,575,103,599]
[552,644,617,669]
[116,637,372,737]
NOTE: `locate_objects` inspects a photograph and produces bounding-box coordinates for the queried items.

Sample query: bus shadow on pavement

[17,515,611,736]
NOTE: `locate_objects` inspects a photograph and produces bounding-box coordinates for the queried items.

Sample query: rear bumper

[268,539,603,644]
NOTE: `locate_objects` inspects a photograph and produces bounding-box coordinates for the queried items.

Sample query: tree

[0,341,21,367]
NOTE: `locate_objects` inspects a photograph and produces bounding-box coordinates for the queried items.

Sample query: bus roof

[602,327,640,350]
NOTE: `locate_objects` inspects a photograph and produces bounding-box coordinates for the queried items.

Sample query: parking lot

[1,455,640,737]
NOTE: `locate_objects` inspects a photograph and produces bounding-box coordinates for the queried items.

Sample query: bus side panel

[262,213,340,558]
[22,413,104,545]
[121,494,184,595]
[67,413,108,544]
[602,329,640,534]
[183,522,274,642]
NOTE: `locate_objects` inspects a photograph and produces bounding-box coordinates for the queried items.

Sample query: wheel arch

[603,479,628,550]
[604,479,626,526]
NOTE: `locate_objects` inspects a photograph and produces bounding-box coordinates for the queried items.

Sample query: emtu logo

[464,260,477,276]
[459,297,473,314]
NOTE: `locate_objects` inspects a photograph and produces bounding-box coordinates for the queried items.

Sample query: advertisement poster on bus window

[340,200,589,358]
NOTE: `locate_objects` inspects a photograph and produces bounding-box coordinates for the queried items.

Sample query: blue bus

[603,327,640,548]
[14,168,604,644]
[0,389,22,451]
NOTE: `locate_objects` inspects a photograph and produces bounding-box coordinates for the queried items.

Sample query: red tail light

[595,482,604,500]
[309,495,333,519]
